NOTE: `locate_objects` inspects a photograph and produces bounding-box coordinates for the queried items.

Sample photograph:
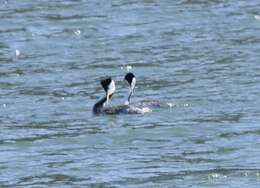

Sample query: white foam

[129,106,152,114]
[208,173,220,180]
[208,173,227,180]
[141,107,152,113]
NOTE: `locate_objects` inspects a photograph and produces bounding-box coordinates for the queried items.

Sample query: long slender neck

[127,91,133,104]
[93,94,113,114]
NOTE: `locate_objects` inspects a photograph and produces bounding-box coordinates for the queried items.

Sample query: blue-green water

[1,0,260,187]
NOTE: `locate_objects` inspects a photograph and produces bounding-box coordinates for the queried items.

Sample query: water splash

[15,49,20,57]
[120,65,133,71]
[254,15,260,20]
[74,29,81,36]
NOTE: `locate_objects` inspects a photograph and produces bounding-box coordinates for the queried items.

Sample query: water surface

[1,0,260,187]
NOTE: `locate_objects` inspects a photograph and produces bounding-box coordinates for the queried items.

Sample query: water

[1,0,260,187]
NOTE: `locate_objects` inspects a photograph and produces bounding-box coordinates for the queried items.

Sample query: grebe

[124,72,166,107]
[124,72,136,105]
[93,77,151,115]
[92,77,115,114]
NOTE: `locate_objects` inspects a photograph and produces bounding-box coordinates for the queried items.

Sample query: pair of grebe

[93,72,160,115]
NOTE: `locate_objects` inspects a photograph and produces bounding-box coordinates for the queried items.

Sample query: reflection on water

[1,0,260,187]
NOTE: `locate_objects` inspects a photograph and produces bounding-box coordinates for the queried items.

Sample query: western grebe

[124,72,168,107]
[124,72,136,105]
[92,77,115,114]
[93,77,151,115]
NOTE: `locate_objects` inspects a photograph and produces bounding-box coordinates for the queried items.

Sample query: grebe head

[101,77,115,104]
[124,72,136,92]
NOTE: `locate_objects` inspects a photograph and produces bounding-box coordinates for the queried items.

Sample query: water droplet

[62,97,65,100]
[254,15,260,20]
[3,104,6,108]
[126,65,132,71]
[3,0,8,6]
[15,49,20,57]
[74,29,81,36]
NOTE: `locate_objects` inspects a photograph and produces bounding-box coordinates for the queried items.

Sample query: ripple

[0,28,27,34]
[181,0,227,6]
[17,174,90,187]
[111,168,260,186]
[219,129,260,138]
[191,113,243,123]
[45,14,85,21]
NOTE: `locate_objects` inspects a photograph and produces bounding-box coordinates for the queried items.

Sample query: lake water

[1,0,260,187]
